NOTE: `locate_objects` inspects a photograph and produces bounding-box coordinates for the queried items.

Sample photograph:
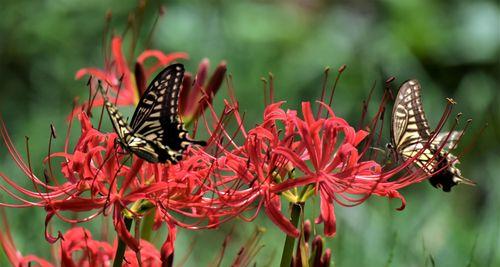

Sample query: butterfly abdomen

[428,155,460,192]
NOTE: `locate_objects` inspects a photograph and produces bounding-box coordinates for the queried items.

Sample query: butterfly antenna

[114,74,125,106]
[96,81,110,131]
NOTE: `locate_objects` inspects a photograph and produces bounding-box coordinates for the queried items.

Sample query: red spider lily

[0,210,53,267]
[0,113,217,256]
[0,220,161,267]
[270,102,383,236]
[0,56,472,266]
[74,35,227,126]
[60,227,114,267]
[194,93,379,237]
[0,55,230,262]
[60,227,161,267]
[74,36,188,112]
[193,98,381,237]
[204,87,464,238]
[179,59,227,124]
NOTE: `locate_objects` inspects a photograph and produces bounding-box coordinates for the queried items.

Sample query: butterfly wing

[391,80,437,172]
[391,80,474,191]
[130,64,205,158]
[432,131,463,150]
[99,85,134,141]
[391,80,431,151]
[130,64,184,140]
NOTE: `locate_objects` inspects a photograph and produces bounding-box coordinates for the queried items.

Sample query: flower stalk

[113,216,133,267]
[141,210,156,241]
[280,202,304,267]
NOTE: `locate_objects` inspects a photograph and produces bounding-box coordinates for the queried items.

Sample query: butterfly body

[100,63,206,164]
[390,79,474,191]
[427,152,464,192]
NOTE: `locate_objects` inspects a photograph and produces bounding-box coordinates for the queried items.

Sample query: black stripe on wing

[98,84,134,140]
[391,80,431,150]
[130,64,184,140]
[130,63,205,152]
[390,80,475,191]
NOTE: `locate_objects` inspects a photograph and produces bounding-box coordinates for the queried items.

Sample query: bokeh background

[0,0,498,266]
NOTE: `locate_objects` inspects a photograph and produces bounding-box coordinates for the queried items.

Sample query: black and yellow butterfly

[99,63,206,164]
[390,79,475,192]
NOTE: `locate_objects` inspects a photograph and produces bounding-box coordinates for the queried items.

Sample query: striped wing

[99,63,206,164]
[432,131,463,150]
[130,64,184,143]
[130,63,205,154]
[391,80,431,150]
[99,86,134,141]
[390,80,475,191]
[391,80,436,173]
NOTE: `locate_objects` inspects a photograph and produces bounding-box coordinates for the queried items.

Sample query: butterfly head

[383,142,400,165]
[113,136,125,149]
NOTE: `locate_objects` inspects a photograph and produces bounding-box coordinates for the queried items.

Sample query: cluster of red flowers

[0,34,460,266]
[0,223,161,267]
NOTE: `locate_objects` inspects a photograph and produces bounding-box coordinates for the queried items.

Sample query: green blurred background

[0,0,498,266]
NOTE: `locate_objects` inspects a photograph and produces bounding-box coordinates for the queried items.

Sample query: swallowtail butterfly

[99,63,206,164]
[390,79,475,192]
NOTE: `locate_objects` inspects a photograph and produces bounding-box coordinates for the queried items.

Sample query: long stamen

[46,124,58,187]
[458,120,486,158]
[358,80,377,130]
[268,72,275,104]
[65,98,78,153]
[102,10,112,68]
[315,67,330,119]
[144,3,165,49]
[261,77,268,107]
[326,64,346,108]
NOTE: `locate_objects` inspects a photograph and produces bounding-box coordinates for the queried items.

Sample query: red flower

[74,36,188,113]
[60,227,161,267]
[0,112,213,255]
[60,227,114,267]
[0,209,53,267]
[179,59,227,124]
[271,102,381,236]
[0,49,472,265]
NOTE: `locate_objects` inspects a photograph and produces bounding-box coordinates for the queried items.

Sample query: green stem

[113,217,133,267]
[141,210,156,241]
[280,202,303,267]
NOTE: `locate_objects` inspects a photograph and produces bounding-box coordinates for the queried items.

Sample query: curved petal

[264,194,299,237]
[315,190,336,237]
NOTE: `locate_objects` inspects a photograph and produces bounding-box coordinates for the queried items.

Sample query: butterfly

[390,79,475,192]
[99,63,206,164]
